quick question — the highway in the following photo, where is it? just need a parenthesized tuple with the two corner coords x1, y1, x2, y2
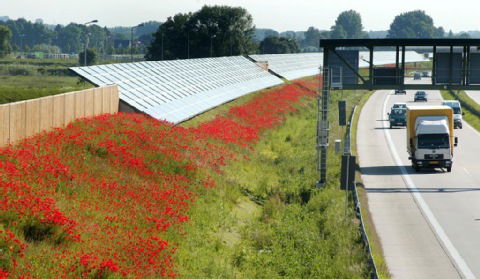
(358, 79, 480, 278)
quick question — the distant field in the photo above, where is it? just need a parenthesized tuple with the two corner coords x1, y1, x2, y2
(0, 57, 94, 104)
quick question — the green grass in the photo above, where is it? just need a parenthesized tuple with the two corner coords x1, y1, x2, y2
(0, 58, 94, 104)
(350, 91, 391, 279)
(176, 79, 374, 278)
(0, 75, 93, 104)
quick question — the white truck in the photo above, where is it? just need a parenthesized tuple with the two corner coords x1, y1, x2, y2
(407, 106, 458, 172)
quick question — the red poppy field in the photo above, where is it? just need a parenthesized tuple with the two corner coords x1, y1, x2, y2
(0, 80, 318, 278)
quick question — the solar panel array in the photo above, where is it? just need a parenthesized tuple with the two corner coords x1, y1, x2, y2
(249, 53, 323, 80)
(359, 51, 429, 67)
(250, 51, 428, 80)
(71, 56, 283, 124)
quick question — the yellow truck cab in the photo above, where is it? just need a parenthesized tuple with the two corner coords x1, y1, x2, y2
(406, 106, 458, 172)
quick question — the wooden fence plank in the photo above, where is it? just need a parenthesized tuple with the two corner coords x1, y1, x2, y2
(0, 105, 9, 146)
(85, 89, 94, 118)
(94, 87, 103, 116)
(53, 94, 65, 128)
(40, 97, 53, 132)
(64, 93, 75, 125)
(25, 100, 40, 138)
(102, 87, 111, 114)
(111, 86, 119, 113)
(75, 91, 86, 119)
(9, 102, 26, 143)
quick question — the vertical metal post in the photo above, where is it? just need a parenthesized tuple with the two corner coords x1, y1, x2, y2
(187, 32, 190, 59)
(466, 46, 470, 85)
(84, 37, 88, 66)
(463, 46, 468, 85)
(317, 49, 331, 188)
(395, 46, 399, 85)
(432, 46, 437, 85)
(449, 46, 453, 85)
(369, 47, 374, 89)
(130, 27, 134, 62)
(401, 46, 406, 85)
(161, 32, 164, 60)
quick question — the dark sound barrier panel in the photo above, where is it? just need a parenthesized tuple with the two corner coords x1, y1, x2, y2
(328, 50, 359, 85)
(469, 53, 480, 84)
(373, 68, 404, 85)
(435, 52, 463, 84)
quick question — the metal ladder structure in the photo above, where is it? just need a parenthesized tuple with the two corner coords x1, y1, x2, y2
(317, 67, 330, 187)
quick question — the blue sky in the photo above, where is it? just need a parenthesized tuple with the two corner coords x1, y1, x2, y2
(1, 0, 479, 32)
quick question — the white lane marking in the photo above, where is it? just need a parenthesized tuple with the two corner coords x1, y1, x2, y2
(383, 93, 475, 279)
(464, 168, 471, 176)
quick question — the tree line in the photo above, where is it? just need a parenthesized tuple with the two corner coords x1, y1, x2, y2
(0, 18, 161, 58)
(0, 8, 476, 60)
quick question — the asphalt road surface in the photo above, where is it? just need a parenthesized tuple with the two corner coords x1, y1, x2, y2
(358, 79, 480, 278)
(466, 91, 480, 106)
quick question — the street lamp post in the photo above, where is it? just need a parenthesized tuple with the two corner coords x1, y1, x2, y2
(161, 32, 164, 60)
(83, 20, 98, 66)
(210, 34, 216, 57)
(187, 32, 190, 59)
(131, 23, 145, 62)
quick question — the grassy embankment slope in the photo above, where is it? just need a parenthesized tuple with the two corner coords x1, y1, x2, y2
(0, 76, 374, 278)
(178, 78, 373, 278)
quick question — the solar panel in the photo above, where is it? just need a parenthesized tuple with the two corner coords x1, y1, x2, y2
(71, 56, 283, 124)
(250, 51, 429, 81)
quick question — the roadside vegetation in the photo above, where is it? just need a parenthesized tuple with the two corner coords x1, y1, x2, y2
(178, 78, 373, 278)
(0, 76, 376, 278)
(0, 57, 93, 104)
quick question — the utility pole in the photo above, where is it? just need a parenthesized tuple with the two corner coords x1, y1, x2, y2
(210, 34, 216, 57)
(161, 32, 164, 60)
(131, 23, 145, 62)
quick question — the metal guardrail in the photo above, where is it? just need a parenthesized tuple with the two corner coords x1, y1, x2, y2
(346, 105, 380, 279)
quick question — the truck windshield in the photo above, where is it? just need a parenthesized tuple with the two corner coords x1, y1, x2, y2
(452, 107, 461, 114)
(418, 134, 449, 149)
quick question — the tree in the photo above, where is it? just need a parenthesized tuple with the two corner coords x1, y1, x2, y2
(4, 18, 53, 51)
(388, 10, 443, 38)
(331, 10, 366, 39)
(0, 25, 12, 57)
(79, 48, 97, 66)
(259, 36, 299, 54)
(435, 27, 445, 38)
(146, 5, 257, 60)
(330, 25, 347, 39)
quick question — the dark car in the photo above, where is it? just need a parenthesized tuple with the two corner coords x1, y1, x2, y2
(388, 108, 406, 128)
(414, 72, 422, 80)
(395, 89, 406, 94)
(414, 91, 427, 102)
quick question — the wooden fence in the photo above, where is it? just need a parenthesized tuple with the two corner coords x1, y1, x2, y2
(0, 85, 119, 147)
